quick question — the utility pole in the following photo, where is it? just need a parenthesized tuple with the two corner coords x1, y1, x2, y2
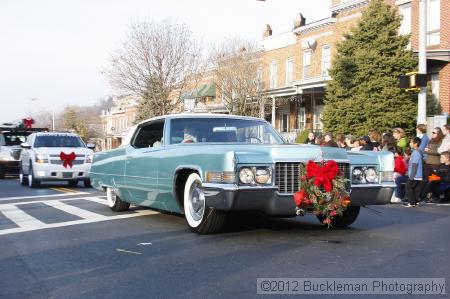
(417, 0, 427, 124)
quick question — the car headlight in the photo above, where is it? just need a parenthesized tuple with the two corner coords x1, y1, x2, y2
(35, 154, 49, 163)
(238, 166, 272, 185)
(365, 167, 378, 183)
(239, 167, 254, 184)
(352, 168, 365, 184)
(0, 152, 15, 161)
(86, 155, 93, 163)
(255, 168, 271, 184)
(352, 167, 379, 184)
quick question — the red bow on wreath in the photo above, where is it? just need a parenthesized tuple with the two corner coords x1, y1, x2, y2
(306, 160, 339, 192)
(23, 118, 34, 129)
(60, 152, 76, 168)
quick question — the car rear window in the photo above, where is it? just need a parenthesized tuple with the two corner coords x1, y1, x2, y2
(34, 135, 85, 148)
(1, 132, 30, 146)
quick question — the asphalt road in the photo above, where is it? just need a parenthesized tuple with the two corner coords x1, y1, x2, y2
(0, 177, 449, 299)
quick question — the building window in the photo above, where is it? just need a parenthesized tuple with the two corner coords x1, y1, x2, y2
(285, 58, 294, 85)
(270, 61, 277, 88)
(430, 73, 440, 101)
(399, 3, 411, 36)
(281, 113, 289, 133)
(313, 105, 324, 132)
(427, 0, 440, 45)
(303, 50, 312, 79)
(321, 46, 331, 77)
(298, 106, 306, 130)
(256, 67, 263, 92)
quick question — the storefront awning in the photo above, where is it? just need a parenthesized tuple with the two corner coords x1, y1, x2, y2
(183, 83, 216, 99)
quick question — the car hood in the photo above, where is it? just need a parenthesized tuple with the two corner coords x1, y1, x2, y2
(0, 145, 22, 160)
(212, 144, 348, 164)
(34, 147, 93, 156)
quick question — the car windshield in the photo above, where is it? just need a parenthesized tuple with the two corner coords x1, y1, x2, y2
(34, 135, 85, 148)
(1, 132, 30, 146)
(170, 118, 285, 145)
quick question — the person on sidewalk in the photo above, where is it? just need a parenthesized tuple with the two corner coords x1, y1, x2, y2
(438, 124, 450, 154)
(304, 131, 316, 145)
(404, 137, 424, 207)
(424, 127, 444, 177)
(422, 151, 450, 202)
(392, 147, 409, 203)
(393, 127, 408, 153)
(416, 124, 429, 155)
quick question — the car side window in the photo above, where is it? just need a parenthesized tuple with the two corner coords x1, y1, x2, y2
(131, 120, 165, 148)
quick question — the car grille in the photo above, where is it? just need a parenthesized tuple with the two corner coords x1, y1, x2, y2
(275, 162, 350, 194)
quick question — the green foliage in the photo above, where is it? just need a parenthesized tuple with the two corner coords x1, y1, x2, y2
(295, 130, 310, 144)
(323, 0, 418, 136)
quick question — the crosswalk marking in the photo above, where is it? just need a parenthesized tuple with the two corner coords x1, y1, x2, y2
(0, 192, 90, 202)
(0, 204, 46, 229)
(82, 196, 109, 206)
(0, 197, 160, 236)
(42, 200, 108, 220)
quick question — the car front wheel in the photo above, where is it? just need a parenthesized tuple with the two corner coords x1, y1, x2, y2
(106, 187, 130, 212)
(183, 173, 226, 234)
(317, 206, 360, 228)
(19, 165, 27, 186)
(28, 166, 41, 188)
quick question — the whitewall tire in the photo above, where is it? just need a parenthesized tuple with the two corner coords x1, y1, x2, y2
(183, 173, 226, 234)
(106, 187, 130, 212)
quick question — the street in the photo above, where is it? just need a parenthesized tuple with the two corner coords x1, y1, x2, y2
(0, 177, 449, 299)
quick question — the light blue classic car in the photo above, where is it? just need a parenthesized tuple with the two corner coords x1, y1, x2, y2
(90, 114, 396, 234)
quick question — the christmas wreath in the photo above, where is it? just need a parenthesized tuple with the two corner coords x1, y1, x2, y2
(293, 160, 351, 228)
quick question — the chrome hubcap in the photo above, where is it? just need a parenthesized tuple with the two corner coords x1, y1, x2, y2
(188, 182, 205, 221)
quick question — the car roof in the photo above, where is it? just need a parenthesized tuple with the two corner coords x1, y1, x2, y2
(135, 113, 267, 126)
(33, 132, 81, 137)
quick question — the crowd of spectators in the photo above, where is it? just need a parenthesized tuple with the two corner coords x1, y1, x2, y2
(303, 124, 450, 205)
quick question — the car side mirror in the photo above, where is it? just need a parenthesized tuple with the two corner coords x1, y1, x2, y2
(86, 143, 96, 150)
(21, 142, 31, 149)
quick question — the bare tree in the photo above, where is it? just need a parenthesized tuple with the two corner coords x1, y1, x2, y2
(105, 18, 204, 122)
(210, 37, 265, 117)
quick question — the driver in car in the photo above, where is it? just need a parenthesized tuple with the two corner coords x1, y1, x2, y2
(182, 126, 197, 143)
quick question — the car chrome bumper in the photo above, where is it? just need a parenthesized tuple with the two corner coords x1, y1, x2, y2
(32, 164, 91, 181)
(201, 181, 396, 215)
(349, 182, 396, 205)
(202, 183, 299, 217)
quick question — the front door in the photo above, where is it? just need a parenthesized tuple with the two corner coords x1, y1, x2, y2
(124, 119, 165, 207)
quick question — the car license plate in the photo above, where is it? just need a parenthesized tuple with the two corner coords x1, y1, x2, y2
(62, 172, 73, 178)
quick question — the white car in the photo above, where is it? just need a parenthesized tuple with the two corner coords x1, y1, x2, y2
(19, 132, 95, 188)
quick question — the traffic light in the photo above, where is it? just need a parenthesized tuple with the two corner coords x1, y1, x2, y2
(399, 72, 427, 92)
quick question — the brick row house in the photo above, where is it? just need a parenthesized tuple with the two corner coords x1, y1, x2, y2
(259, 0, 449, 141)
(100, 95, 138, 150)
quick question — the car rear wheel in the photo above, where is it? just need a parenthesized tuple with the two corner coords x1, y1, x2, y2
(106, 187, 130, 212)
(183, 173, 226, 234)
(28, 166, 41, 188)
(317, 206, 360, 228)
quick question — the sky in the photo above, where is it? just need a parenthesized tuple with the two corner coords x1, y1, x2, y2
(0, 0, 331, 123)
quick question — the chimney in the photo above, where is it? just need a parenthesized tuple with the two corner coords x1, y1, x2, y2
(263, 24, 272, 38)
(293, 13, 306, 29)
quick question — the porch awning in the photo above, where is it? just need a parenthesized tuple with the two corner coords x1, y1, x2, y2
(183, 83, 216, 99)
